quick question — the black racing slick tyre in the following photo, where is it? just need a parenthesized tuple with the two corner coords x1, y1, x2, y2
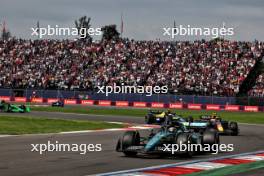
(175, 133, 193, 157)
(145, 115, 154, 124)
(229, 122, 239, 136)
(203, 129, 219, 153)
(7, 104, 12, 112)
(121, 131, 140, 156)
(203, 129, 219, 145)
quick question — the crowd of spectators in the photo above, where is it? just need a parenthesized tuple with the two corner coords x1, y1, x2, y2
(0, 38, 263, 96)
(147, 40, 263, 96)
(248, 73, 264, 97)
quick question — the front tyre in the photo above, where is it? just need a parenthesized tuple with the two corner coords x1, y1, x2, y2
(203, 129, 219, 144)
(145, 115, 154, 124)
(119, 131, 140, 156)
(229, 122, 239, 136)
(175, 133, 193, 157)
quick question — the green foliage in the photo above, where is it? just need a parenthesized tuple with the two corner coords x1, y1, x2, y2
(101, 25, 120, 41)
(1, 29, 11, 40)
(75, 16, 92, 42)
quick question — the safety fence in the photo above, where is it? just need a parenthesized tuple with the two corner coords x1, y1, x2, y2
(1, 88, 264, 106)
(0, 96, 263, 112)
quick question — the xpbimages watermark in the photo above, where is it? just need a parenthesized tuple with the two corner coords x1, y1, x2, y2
(97, 83, 168, 96)
(159, 142, 234, 155)
(31, 25, 102, 38)
(31, 141, 102, 155)
(163, 23, 234, 39)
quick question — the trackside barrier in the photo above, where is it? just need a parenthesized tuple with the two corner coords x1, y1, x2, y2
(151, 102, 164, 108)
(115, 101, 129, 107)
(47, 98, 59, 103)
(14, 97, 26, 102)
(188, 104, 202, 110)
(81, 100, 94, 105)
(206, 104, 221, 111)
(0, 96, 10, 101)
(1, 96, 263, 112)
(98, 100, 111, 106)
(169, 103, 183, 109)
(244, 106, 259, 112)
(225, 105, 240, 111)
(133, 102, 147, 107)
(64, 99, 77, 105)
(31, 98, 43, 103)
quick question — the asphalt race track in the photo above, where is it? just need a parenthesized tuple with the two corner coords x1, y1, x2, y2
(0, 111, 264, 176)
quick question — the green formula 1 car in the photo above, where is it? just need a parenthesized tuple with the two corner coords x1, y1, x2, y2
(0, 101, 30, 113)
(117, 114, 220, 157)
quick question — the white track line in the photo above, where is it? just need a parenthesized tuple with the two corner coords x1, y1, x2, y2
(95, 150, 264, 176)
(0, 124, 158, 138)
(0, 135, 13, 138)
(181, 162, 231, 170)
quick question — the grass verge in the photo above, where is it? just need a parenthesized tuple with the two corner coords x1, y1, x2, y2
(0, 116, 123, 135)
(30, 106, 264, 124)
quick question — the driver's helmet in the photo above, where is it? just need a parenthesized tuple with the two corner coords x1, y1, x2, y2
(166, 109, 172, 115)
(168, 121, 180, 133)
(170, 121, 186, 131)
(166, 114, 174, 122)
(212, 112, 217, 119)
(168, 126, 177, 133)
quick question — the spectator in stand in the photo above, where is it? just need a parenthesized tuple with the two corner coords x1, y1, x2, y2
(248, 74, 264, 97)
(0, 38, 263, 96)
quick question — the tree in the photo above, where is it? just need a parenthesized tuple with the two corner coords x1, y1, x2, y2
(1, 22, 11, 40)
(101, 25, 119, 41)
(75, 16, 92, 42)
(1, 30, 11, 40)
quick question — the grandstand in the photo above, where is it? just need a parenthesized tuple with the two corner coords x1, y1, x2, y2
(249, 74, 264, 97)
(0, 38, 263, 97)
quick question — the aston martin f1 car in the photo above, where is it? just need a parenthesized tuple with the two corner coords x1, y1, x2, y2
(116, 116, 219, 157)
(0, 101, 30, 113)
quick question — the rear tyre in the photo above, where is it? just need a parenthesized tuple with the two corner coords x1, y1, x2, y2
(145, 115, 154, 124)
(203, 129, 219, 152)
(229, 122, 239, 136)
(120, 131, 140, 156)
(7, 104, 12, 112)
(175, 133, 193, 157)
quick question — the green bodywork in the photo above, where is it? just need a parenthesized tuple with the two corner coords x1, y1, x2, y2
(0, 102, 30, 113)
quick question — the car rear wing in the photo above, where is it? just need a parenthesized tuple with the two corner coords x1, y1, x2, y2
(181, 122, 208, 129)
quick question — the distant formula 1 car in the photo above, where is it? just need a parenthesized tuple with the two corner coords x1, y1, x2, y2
(195, 113, 239, 136)
(145, 110, 167, 124)
(116, 115, 219, 157)
(174, 113, 239, 136)
(145, 110, 190, 125)
(0, 100, 30, 113)
(51, 100, 64, 107)
(145, 110, 239, 136)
